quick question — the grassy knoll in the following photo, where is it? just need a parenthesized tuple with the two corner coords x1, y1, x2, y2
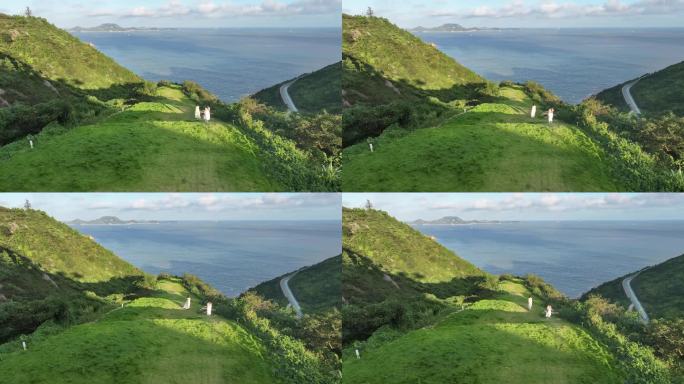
(343, 279, 625, 384)
(0, 86, 281, 191)
(342, 86, 621, 191)
(0, 279, 278, 384)
(251, 255, 341, 314)
(254, 63, 341, 114)
(595, 61, 684, 116)
(585, 253, 684, 320)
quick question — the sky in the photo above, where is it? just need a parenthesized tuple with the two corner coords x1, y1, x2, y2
(0, 193, 341, 221)
(343, 193, 684, 221)
(343, 0, 684, 28)
(1, 0, 341, 28)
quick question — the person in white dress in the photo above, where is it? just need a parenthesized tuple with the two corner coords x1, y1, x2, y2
(548, 108, 554, 124)
(528, 297, 533, 311)
(530, 105, 537, 118)
(203, 107, 211, 123)
(194, 106, 201, 120)
(545, 305, 553, 318)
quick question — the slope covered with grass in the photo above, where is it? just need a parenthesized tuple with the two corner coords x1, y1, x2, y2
(595, 61, 684, 116)
(344, 279, 626, 384)
(0, 86, 282, 191)
(0, 278, 278, 384)
(343, 86, 622, 191)
(253, 63, 341, 114)
(585, 253, 684, 320)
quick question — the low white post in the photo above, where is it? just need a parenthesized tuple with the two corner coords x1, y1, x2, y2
(29, 140, 34, 149)
(530, 105, 536, 118)
(355, 349, 360, 359)
(195, 106, 201, 120)
(183, 297, 191, 310)
(369, 143, 374, 152)
(22, 341, 27, 351)
(206, 302, 212, 316)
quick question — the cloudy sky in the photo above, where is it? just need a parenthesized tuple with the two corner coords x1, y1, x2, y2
(344, 0, 684, 28)
(343, 193, 684, 221)
(2, 0, 341, 28)
(0, 193, 341, 221)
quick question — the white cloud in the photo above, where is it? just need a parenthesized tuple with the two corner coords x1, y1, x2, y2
(430, 0, 684, 19)
(121, 193, 339, 212)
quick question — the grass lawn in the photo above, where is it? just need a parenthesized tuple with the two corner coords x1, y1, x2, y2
(0, 279, 277, 384)
(343, 280, 625, 384)
(0, 87, 281, 191)
(342, 86, 621, 192)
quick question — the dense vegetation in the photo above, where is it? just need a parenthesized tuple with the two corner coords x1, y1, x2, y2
(251, 255, 342, 313)
(254, 62, 342, 114)
(342, 14, 495, 146)
(596, 61, 684, 116)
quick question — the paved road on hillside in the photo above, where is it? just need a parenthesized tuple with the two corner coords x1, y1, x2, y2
(280, 78, 299, 113)
(280, 271, 303, 318)
(622, 270, 650, 323)
(622, 77, 643, 115)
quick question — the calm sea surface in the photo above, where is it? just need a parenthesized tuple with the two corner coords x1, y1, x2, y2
(70, 221, 341, 297)
(417, 28, 684, 103)
(412, 221, 684, 297)
(72, 28, 341, 102)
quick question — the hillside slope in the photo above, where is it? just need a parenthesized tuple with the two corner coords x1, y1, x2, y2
(584, 253, 684, 319)
(250, 255, 341, 313)
(595, 61, 684, 116)
(344, 279, 625, 384)
(253, 62, 341, 114)
(0, 279, 278, 384)
(343, 86, 621, 191)
(0, 87, 282, 191)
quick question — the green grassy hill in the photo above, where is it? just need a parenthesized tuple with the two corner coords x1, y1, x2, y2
(0, 86, 283, 191)
(595, 61, 684, 116)
(250, 255, 341, 313)
(584, 253, 684, 319)
(0, 278, 278, 384)
(343, 86, 622, 191)
(253, 62, 341, 114)
(343, 279, 626, 384)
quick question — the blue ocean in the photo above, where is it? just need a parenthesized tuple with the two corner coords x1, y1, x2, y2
(412, 220, 684, 297)
(70, 220, 341, 297)
(72, 28, 341, 102)
(417, 28, 684, 103)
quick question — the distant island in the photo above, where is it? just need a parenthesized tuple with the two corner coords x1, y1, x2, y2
(70, 24, 177, 32)
(409, 216, 515, 225)
(68, 216, 160, 225)
(411, 23, 517, 33)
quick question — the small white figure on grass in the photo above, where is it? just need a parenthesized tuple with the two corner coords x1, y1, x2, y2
(547, 108, 554, 124)
(183, 297, 191, 310)
(369, 143, 374, 152)
(530, 105, 537, 118)
(22, 341, 27, 351)
(545, 305, 553, 319)
(528, 296, 533, 311)
(195, 106, 201, 120)
(121, 303, 124, 308)
(355, 349, 360, 359)
(206, 301, 213, 316)
(203, 107, 211, 123)
(29, 139, 34, 149)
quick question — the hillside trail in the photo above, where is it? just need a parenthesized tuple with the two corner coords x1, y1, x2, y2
(0, 278, 278, 384)
(622, 269, 650, 323)
(344, 279, 623, 383)
(621, 77, 643, 115)
(279, 77, 299, 113)
(280, 270, 303, 318)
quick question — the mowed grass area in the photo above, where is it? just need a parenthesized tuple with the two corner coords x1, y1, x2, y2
(343, 280, 625, 384)
(0, 279, 277, 384)
(343, 86, 621, 192)
(0, 86, 281, 191)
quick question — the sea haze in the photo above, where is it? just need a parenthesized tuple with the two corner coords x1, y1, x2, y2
(412, 220, 684, 297)
(70, 220, 341, 297)
(417, 28, 684, 103)
(72, 28, 341, 102)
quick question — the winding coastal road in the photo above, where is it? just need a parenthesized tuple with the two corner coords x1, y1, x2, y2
(280, 271, 303, 318)
(279, 78, 299, 113)
(621, 77, 643, 115)
(622, 270, 650, 323)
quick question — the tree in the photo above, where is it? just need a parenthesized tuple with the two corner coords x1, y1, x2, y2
(364, 200, 373, 210)
(24, 200, 31, 210)
(366, 7, 374, 17)
(24, 7, 32, 17)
